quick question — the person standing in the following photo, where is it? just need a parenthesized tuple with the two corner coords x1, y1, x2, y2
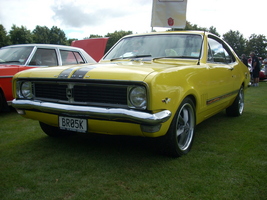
(250, 52, 260, 86)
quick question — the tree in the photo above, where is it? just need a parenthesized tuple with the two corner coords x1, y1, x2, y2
(172, 21, 204, 32)
(223, 30, 246, 56)
(9, 25, 33, 44)
(83, 35, 103, 40)
(89, 34, 103, 38)
(0, 24, 10, 47)
(184, 21, 206, 31)
(66, 38, 77, 46)
(32, 25, 50, 43)
(172, 21, 220, 37)
(2, 22, 267, 59)
(49, 26, 67, 45)
(208, 26, 220, 37)
(104, 30, 133, 52)
(245, 34, 267, 58)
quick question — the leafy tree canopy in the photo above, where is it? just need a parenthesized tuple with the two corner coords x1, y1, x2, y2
(0, 24, 10, 47)
(223, 30, 246, 57)
(9, 25, 33, 44)
(32, 25, 50, 44)
(0, 22, 266, 57)
(104, 30, 133, 52)
(245, 34, 267, 58)
(90, 34, 103, 38)
(49, 26, 67, 45)
(172, 21, 220, 37)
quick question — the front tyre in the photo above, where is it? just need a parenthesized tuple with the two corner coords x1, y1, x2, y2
(226, 86, 244, 117)
(162, 97, 196, 157)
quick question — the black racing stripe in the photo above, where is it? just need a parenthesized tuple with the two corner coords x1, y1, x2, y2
(58, 67, 81, 79)
(70, 66, 98, 79)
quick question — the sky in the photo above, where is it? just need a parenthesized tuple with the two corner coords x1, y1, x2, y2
(0, 0, 265, 40)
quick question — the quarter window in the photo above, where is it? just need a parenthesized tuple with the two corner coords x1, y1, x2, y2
(60, 50, 85, 65)
(208, 37, 234, 63)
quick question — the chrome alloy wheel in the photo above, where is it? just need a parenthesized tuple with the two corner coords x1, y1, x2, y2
(176, 102, 195, 151)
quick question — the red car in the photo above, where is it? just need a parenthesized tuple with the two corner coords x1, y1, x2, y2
(0, 44, 97, 112)
(247, 57, 266, 80)
(259, 67, 267, 80)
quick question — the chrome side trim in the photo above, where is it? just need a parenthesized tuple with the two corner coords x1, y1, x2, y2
(12, 99, 171, 125)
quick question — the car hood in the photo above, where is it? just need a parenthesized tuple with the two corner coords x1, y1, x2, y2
(14, 60, 198, 81)
(0, 64, 22, 76)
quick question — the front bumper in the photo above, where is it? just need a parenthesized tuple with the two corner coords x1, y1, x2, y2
(12, 99, 171, 126)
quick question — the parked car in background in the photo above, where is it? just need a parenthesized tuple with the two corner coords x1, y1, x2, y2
(0, 44, 96, 112)
(12, 31, 250, 157)
(248, 57, 266, 80)
(259, 67, 267, 80)
(71, 37, 109, 62)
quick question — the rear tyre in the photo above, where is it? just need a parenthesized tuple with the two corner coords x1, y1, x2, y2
(161, 97, 196, 157)
(39, 122, 71, 137)
(226, 86, 244, 117)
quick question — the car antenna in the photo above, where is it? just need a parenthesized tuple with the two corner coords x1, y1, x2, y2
(197, 31, 205, 65)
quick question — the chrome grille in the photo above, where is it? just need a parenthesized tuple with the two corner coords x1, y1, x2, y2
(35, 84, 67, 101)
(33, 82, 128, 106)
(73, 85, 127, 104)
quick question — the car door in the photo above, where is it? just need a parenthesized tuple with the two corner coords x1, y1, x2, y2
(206, 36, 236, 108)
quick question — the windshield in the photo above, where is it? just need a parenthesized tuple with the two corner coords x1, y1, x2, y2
(103, 34, 203, 61)
(0, 46, 34, 65)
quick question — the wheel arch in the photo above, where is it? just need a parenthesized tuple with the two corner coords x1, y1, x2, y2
(179, 88, 198, 111)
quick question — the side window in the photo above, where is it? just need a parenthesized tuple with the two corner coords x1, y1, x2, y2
(208, 37, 235, 64)
(208, 38, 225, 63)
(207, 44, 213, 62)
(29, 48, 58, 66)
(224, 48, 234, 63)
(74, 52, 85, 64)
(60, 50, 85, 65)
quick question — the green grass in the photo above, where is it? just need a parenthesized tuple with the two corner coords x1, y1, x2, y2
(1, 82, 267, 200)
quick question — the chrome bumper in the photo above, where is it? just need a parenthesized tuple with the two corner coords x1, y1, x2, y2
(12, 99, 171, 125)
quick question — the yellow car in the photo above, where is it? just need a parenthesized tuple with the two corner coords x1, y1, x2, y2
(12, 31, 250, 157)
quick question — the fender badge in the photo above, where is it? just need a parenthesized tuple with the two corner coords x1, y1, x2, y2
(162, 98, 171, 104)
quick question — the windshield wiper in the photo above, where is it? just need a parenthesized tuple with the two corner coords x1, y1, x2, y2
(153, 56, 198, 61)
(110, 54, 152, 61)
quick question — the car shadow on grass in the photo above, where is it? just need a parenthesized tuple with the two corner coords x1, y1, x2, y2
(29, 130, 169, 160)
(18, 110, 241, 161)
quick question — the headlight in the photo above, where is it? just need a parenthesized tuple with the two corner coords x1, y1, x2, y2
(129, 86, 147, 109)
(20, 81, 33, 99)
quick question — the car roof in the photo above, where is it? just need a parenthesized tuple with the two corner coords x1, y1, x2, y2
(2, 44, 84, 51)
(123, 30, 207, 37)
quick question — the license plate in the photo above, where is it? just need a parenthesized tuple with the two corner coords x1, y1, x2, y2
(59, 116, 87, 133)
